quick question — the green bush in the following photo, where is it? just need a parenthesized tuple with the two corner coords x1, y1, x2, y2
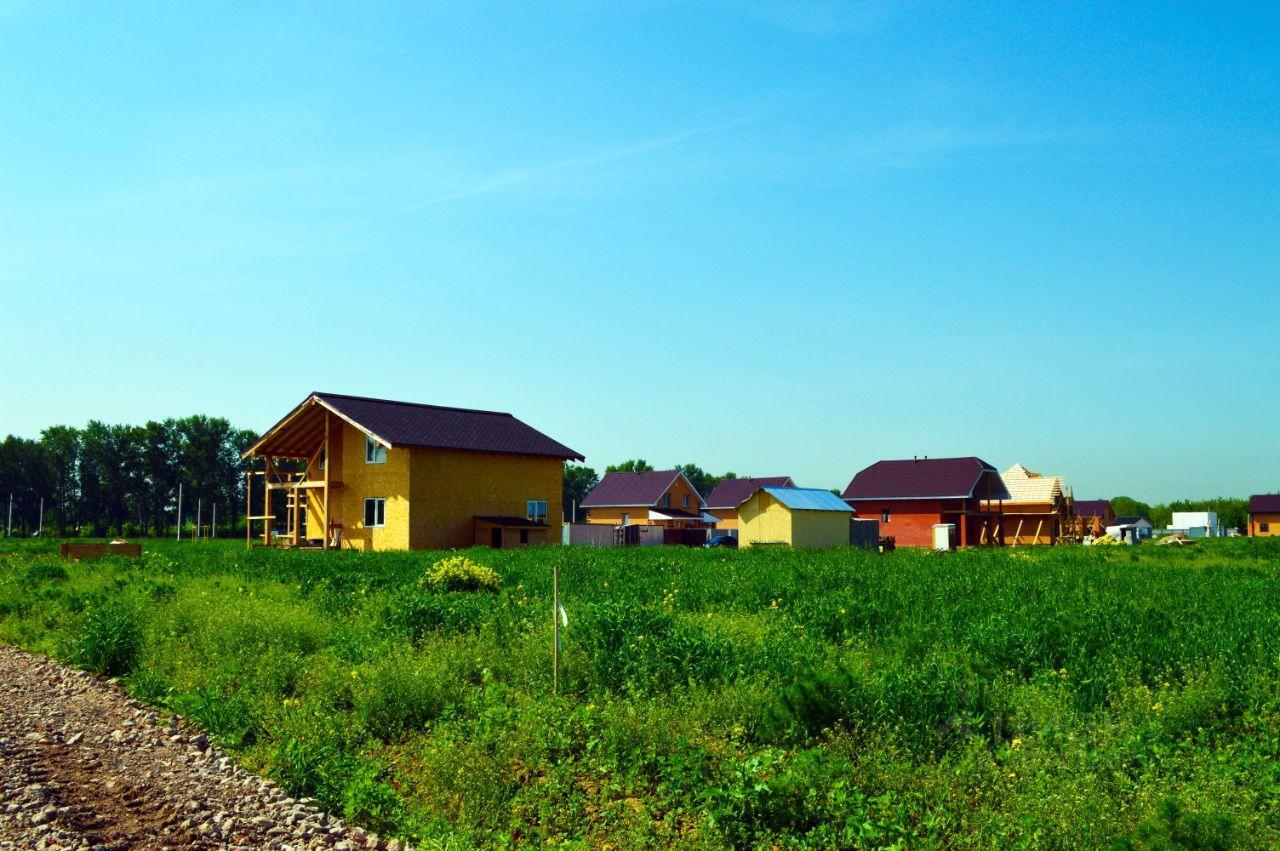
(73, 599, 142, 676)
(424, 555, 501, 593)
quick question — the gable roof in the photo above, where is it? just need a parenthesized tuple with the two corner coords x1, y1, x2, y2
(1112, 516, 1151, 526)
(754, 486, 852, 513)
(245, 392, 583, 461)
(580, 470, 702, 508)
(1074, 499, 1112, 518)
(1249, 494, 1280, 514)
(842, 457, 1010, 501)
(1000, 464, 1064, 505)
(704, 476, 794, 509)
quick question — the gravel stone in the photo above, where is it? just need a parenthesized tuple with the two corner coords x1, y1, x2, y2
(0, 644, 413, 850)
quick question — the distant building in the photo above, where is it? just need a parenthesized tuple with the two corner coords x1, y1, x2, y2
(842, 457, 1010, 548)
(1249, 495, 1280, 537)
(1170, 511, 1221, 537)
(703, 476, 794, 531)
(737, 486, 853, 549)
(580, 470, 717, 529)
(1073, 500, 1115, 537)
(1106, 516, 1154, 542)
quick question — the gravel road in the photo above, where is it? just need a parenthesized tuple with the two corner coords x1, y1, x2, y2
(0, 645, 410, 851)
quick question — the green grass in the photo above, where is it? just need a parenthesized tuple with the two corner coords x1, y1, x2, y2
(3, 538, 1280, 848)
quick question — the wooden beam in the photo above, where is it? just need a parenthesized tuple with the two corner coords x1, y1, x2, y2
(322, 411, 331, 550)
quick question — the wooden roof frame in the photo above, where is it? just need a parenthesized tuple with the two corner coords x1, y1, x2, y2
(243, 394, 390, 460)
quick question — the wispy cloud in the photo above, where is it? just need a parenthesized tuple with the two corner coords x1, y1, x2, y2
(845, 123, 1100, 169)
(396, 115, 762, 214)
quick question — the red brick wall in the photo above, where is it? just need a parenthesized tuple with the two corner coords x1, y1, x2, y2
(850, 498, 996, 547)
(850, 499, 944, 547)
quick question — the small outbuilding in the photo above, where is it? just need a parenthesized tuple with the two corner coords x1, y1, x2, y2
(703, 476, 794, 530)
(737, 486, 853, 549)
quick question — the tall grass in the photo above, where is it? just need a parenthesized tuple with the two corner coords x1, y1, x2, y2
(2, 538, 1280, 848)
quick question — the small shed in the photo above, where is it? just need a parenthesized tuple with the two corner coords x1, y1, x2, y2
(737, 486, 852, 549)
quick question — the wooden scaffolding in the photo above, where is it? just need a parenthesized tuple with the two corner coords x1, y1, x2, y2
(243, 401, 342, 549)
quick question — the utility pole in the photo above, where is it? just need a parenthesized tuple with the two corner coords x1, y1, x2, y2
(552, 562, 560, 695)
(176, 483, 183, 541)
(37, 498, 43, 537)
(196, 499, 202, 542)
(5, 494, 11, 537)
(212, 504, 217, 539)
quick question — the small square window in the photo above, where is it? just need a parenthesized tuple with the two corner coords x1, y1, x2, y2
(526, 500, 548, 524)
(683, 494, 690, 508)
(365, 436, 387, 464)
(1263, 523, 1271, 533)
(881, 510, 891, 524)
(364, 497, 386, 527)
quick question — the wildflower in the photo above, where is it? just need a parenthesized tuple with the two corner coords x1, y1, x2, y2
(1011, 738, 1022, 749)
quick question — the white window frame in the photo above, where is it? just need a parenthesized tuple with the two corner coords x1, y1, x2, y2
(621, 512, 630, 526)
(526, 499, 548, 524)
(365, 436, 387, 464)
(364, 497, 386, 528)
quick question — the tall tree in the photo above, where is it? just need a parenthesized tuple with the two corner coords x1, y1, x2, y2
(39, 426, 79, 534)
(605, 459, 654, 473)
(562, 464, 599, 522)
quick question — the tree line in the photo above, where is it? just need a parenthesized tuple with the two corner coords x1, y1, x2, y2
(0, 418, 256, 537)
(1110, 495, 1250, 531)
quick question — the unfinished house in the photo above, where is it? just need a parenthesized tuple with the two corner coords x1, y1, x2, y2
(242, 392, 582, 551)
(994, 464, 1069, 545)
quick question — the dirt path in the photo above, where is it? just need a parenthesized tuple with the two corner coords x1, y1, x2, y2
(0, 646, 408, 851)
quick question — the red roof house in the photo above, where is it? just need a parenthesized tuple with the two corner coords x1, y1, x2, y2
(1249, 494, 1280, 537)
(580, 470, 714, 529)
(703, 476, 794, 530)
(842, 457, 1011, 548)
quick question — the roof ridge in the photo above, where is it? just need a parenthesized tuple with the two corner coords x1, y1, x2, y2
(314, 391, 513, 418)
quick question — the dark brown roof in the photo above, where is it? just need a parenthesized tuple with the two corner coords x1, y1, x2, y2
(473, 516, 549, 528)
(1074, 499, 1113, 518)
(581, 470, 697, 507)
(1250, 494, 1280, 514)
(842, 457, 1010, 501)
(249, 392, 582, 461)
(704, 476, 794, 509)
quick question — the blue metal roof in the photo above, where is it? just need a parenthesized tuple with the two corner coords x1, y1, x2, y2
(759, 486, 852, 512)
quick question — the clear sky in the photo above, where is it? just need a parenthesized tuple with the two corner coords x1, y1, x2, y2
(2, 2, 1277, 502)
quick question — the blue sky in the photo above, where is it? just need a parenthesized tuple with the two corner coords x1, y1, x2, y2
(1, 1, 1277, 502)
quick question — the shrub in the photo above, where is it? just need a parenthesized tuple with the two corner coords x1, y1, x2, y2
(423, 555, 501, 593)
(352, 652, 450, 742)
(24, 560, 68, 583)
(172, 684, 261, 747)
(74, 599, 142, 677)
(390, 590, 492, 639)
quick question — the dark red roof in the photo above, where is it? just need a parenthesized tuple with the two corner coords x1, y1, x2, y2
(1250, 494, 1280, 514)
(581, 470, 693, 507)
(1074, 499, 1113, 518)
(314, 392, 582, 460)
(842, 457, 1009, 501)
(704, 476, 794, 509)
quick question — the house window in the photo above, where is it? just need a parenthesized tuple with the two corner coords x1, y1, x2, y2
(317, 450, 326, 472)
(365, 436, 387, 464)
(527, 500, 548, 524)
(881, 509, 891, 524)
(364, 498, 386, 528)
(621, 513, 629, 526)
(683, 494, 691, 509)
(1263, 523, 1271, 533)
(662, 494, 671, 508)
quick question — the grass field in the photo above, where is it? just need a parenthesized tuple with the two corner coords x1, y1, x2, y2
(3, 539, 1280, 849)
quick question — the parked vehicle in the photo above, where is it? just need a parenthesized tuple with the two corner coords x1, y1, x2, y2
(705, 534, 738, 548)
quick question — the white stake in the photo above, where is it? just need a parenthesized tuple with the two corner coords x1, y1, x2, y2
(212, 503, 217, 539)
(552, 561, 560, 694)
(196, 499, 202, 542)
(37, 497, 43, 537)
(176, 483, 183, 541)
(6, 494, 11, 537)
